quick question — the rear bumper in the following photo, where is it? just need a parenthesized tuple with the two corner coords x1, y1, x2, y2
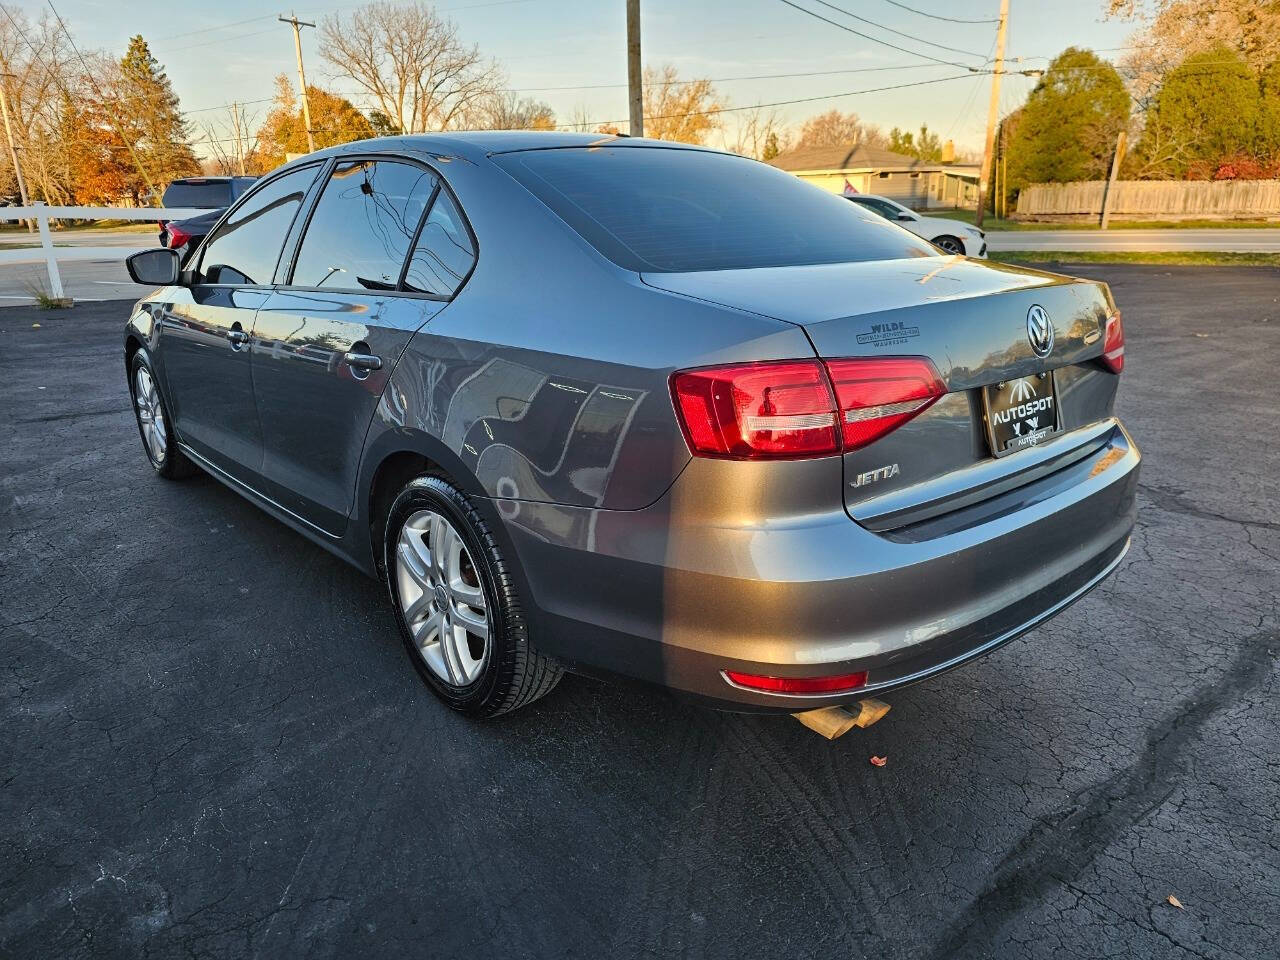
(500, 421, 1139, 712)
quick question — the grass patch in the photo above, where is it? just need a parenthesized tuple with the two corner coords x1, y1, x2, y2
(992, 251, 1280, 267)
(922, 210, 1280, 231)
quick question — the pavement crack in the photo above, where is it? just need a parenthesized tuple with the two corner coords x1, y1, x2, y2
(1139, 482, 1279, 531)
(923, 626, 1278, 960)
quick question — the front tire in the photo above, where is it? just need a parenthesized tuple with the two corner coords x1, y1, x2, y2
(385, 475, 562, 718)
(933, 234, 965, 255)
(129, 350, 196, 480)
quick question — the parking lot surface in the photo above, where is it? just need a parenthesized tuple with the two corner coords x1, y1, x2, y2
(2, 266, 1277, 959)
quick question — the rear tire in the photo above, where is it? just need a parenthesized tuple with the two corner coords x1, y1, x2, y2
(129, 350, 196, 480)
(384, 475, 562, 718)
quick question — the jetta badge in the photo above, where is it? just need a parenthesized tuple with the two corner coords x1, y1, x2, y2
(1027, 305, 1054, 358)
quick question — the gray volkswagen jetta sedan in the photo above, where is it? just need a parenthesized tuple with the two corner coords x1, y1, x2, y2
(123, 132, 1138, 718)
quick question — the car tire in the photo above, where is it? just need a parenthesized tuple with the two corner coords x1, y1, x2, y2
(384, 475, 562, 718)
(933, 235, 965, 255)
(129, 349, 197, 480)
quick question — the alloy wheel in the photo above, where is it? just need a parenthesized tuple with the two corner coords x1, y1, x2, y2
(134, 366, 167, 465)
(936, 237, 963, 255)
(395, 509, 491, 686)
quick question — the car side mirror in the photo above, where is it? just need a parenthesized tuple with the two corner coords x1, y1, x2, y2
(126, 248, 180, 286)
(897, 212, 915, 222)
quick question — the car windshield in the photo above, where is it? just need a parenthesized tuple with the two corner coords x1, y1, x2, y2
(493, 146, 937, 273)
(162, 180, 232, 208)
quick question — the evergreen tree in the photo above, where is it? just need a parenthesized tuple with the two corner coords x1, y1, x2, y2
(1005, 48, 1130, 190)
(117, 35, 199, 198)
(1134, 46, 1260, 178)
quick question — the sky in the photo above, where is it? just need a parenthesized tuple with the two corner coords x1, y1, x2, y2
(42, 0, 1139, 157)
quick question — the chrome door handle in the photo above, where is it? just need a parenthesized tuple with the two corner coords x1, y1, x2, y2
(344, 352, 382, 371)
(226, 329, 250, 347)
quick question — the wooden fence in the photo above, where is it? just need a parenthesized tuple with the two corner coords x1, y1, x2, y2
(1016, 179, 1280, 219)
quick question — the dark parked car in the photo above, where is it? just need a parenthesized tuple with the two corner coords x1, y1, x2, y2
(157, 175, 256, 246)
(124, 133, 1137, 719)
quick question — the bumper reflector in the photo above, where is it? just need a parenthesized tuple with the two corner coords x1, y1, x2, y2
(724, 669, 869, 694)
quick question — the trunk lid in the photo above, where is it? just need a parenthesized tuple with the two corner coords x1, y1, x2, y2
(643, 257, 1120, 529)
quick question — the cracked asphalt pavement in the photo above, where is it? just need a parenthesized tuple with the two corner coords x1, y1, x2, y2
(2, 265, 1277, 959)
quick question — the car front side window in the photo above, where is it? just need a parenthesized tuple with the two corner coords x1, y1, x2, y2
(195, 165, 320, 286)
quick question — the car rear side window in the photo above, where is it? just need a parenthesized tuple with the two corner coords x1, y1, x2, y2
(291, 159, 437, 291)
(493, 146, 937, 273)
(162, 180, 232, 208)
(195, 166, 319, 286)
(403, 191, 475, 297)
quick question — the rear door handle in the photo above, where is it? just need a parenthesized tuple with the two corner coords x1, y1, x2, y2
(344, 352, 382, 371)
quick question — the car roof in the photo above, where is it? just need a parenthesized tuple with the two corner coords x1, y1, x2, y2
(287, 131, 716, 166)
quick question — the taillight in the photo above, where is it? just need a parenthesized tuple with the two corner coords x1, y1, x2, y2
(165, 224, 192, 249)
(1101, 310, 1124, 374)
(670, 356, 945, 459)
(671, 360, 839, 459)
(724, 669, 869, 694)
(825, 356, 945, 451)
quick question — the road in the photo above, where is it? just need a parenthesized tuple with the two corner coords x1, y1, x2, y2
(986, 228, 1280, 252)
(2, 266, 1278, 959)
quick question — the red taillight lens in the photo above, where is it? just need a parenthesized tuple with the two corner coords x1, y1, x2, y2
(671, 360, 839, 459)
(725, 669, 869, 694)
(824, 356, 945, 451)
(1101, 310, 1124, 374)
(165, 224, 191, 249)
(671, 356, 946, 459)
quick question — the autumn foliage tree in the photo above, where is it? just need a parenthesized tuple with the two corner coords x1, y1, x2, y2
(641, 65, 722, 144)
(252, 75, 375, 169)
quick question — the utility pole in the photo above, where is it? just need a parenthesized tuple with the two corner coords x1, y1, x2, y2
(231, 101, 246, 176)
(279, 13, 317, 153)
(626, 0, 643, 137)
(0, 72, 32, 232)
(1099, 129, 1126, 230)
(974, 0, 1008, 229)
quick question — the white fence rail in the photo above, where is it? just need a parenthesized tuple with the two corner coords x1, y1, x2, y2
(0, 203, 207, 300)
(1017, 179, 1280, 219)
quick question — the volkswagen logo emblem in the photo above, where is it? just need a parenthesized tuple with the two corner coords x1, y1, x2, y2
(1027, 305, 1054, 358)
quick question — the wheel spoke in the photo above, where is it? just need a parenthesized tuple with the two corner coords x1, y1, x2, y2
(402, 589, 433, 625)
(397, 536, 432, 590)
(448, 577, 483, 609)
(412, 607, 444, 646)
(451, 601, 488, 641)
(437, 621, 465, 684)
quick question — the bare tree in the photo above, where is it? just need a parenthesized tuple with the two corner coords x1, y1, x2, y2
(724, 104, 788, 160)
(794, 109, 884, 151)
(0, 6, 76, 203)
(467, 90, 555, 130)
(318, 1, 504, 133)
(566, 103, 595, 133)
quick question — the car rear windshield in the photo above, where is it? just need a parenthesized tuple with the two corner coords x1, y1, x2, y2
(492, 146, 938, 273)
(161, 180, 232, 208)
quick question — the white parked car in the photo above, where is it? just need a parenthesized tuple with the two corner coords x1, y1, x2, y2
(844, 193, 986, 258)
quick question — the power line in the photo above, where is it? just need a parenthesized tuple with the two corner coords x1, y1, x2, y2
(504, 62, 951, 94)
(877, 0, 999, 24)
(150, 14, 277, 43)
(561, 73, 976, 130)
(807, 0, 988, 59)
(158, 26, 280, 54)
(184, 96, 277, 117)
(776, 0, 979, 70)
